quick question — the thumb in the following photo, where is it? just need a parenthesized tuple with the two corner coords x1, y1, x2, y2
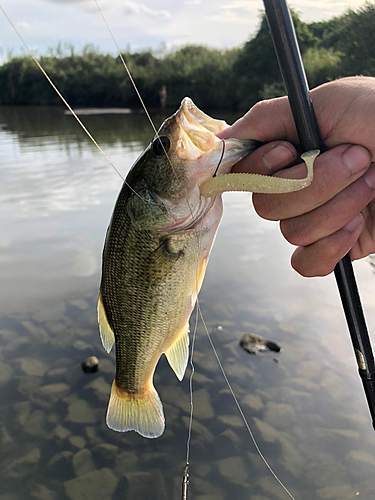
(219, 96, 299, 144)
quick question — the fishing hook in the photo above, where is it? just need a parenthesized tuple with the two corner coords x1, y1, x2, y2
(212, 139, 226, 178)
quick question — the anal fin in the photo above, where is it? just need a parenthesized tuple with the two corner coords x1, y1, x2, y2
(97, 290, 115, 353)
(165, 322, 189, 381)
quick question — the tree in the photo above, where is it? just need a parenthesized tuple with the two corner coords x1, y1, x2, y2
(233, 9, 317, 109)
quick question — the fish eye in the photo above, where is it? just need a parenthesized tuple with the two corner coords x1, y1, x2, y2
(152, 135, 171, 156)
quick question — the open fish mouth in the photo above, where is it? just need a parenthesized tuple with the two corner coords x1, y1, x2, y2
(174, 97, 258, 180)
(177, 97, 228, 152)
(152, 98, 258, 233)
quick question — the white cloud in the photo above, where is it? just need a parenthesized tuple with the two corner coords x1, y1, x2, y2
(122, 2, 172, 19)
(209, 11, 254, 24)
(221, 0, 259, 10)
(15, 21, 31, 30)
(44, 0, 87, 3)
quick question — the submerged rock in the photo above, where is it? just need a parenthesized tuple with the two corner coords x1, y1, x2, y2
(30, 482, 58, 500)
(72, 449, 96, 476)
(92, 443, 118, 462)
(84, 376, 110, 401)
(193, 388, 214, 419)
(65, 468, 119, 500)
(24, 410, 48, 438)
(6, 448, 41, 478)
(239, 333, 281, 355)
(47, 451, 74, 480)
(0, 421, 13, 449)
(96, 358, 114, 374)
(123, 470, 167, 500)
(69, 435, 86, 449)
(14, 401, 32, 426)
(52, 424, 71, 440)
(0, 362, 13, 386)
(81, 356, 99, 373)
(32, 382, 70, 408)
(66, 399, 99, 424)
(16, 357, 48, 377)
(217, 456, 249, 486)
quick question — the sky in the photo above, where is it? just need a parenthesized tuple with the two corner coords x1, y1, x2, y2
(0, 0, 369, 59)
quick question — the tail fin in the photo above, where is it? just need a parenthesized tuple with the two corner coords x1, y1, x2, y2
(106, 380, 165, 438)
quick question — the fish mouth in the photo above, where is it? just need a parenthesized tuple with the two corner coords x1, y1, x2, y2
(177, 97, 228, 150)
(175, 97, 228, 159)
(155, 98, 257, 233)
(175, 98, 256, 179)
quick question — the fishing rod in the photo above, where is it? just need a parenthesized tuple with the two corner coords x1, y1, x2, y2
(262, 0, 375, 428)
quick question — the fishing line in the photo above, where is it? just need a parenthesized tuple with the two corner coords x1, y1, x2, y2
(185, 304, 198, 465)
(0, 3, 152, 203)
(94, 0, 160, 141)
(181, 303, 199, 500)
(197, 302, 297, 500)
(93, 0, 185, 193)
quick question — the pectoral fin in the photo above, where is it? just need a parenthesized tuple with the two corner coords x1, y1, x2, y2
(141, 238, 182, 284)
(97, 291, 115, 353)
(165, 322, 190, 381)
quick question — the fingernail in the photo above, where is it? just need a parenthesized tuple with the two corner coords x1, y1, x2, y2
(364, 165, 375, 189)
(217, 126, 233, 139)
(263, 144, 294, 170)
(344, 213, 363, 233)
(343, 145, 370, 175)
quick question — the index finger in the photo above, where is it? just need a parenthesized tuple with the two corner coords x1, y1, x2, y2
(218, 96, 299, 144)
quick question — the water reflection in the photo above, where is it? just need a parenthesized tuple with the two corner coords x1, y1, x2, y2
(1, 105, 375, 500)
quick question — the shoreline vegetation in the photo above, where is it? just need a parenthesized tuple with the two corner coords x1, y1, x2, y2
(0, 3, 374, 111)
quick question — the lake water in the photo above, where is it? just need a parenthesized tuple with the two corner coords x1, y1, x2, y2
(1, 104, 375, 500)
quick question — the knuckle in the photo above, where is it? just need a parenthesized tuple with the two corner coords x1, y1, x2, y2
(253, 194, 281, 221)
(280, 217, 310, 246)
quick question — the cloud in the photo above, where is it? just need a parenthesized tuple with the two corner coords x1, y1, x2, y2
(209, 10, 254, 25)
(122, 2, 172, 19)
(43, 0, 87, 3)
(15, 21, 31, 31)
(221, 0, 259, 11)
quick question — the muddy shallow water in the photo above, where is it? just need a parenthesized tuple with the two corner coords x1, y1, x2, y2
(1, 105, 375, 500)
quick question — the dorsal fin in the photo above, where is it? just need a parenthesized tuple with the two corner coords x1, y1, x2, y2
(97, 290, 115, 353)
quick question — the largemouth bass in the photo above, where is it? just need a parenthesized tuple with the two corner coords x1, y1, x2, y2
(98, 98, 318, 439)
(97, 98, 257, 438)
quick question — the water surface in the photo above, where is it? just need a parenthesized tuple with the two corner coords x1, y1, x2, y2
(1, 105, 375, 500)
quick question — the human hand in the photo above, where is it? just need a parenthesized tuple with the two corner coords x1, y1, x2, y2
(219, 77, 375, 277)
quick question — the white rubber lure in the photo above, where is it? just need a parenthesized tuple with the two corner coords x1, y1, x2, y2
(200, 149, 320, 198)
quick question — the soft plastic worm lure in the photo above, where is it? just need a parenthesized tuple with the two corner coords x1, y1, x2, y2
(201, 149, 320, 198)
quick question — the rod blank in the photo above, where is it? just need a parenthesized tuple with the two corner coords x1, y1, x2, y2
(263, 0, 375, 428)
